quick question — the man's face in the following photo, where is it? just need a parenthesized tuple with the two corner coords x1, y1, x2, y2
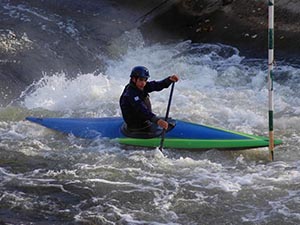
(133, 77, 147, 90)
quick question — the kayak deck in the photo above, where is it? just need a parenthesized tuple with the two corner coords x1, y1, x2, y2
(26, 117, 282, 150)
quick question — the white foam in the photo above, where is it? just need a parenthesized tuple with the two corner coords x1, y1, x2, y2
(23, 72, 123, 116)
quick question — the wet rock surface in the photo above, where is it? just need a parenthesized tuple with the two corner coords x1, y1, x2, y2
(147, 0, 300, 59)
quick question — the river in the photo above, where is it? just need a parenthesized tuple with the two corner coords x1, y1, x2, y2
(1, 1, 300, 225)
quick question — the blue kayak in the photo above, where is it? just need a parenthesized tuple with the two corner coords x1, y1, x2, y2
(26, 117, 282, 150)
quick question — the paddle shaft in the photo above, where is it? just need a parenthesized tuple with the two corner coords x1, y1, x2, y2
(159, 82, 175, 150)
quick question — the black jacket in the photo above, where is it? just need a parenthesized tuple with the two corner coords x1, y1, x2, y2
(119, 77, 173, 129)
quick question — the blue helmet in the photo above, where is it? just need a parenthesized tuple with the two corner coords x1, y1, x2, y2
(130, 66, 150, 79)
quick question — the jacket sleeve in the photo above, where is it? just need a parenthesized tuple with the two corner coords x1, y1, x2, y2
(144, 77, 173, 93)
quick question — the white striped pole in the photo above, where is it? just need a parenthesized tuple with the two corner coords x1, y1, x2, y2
(268, 0, 275, 161)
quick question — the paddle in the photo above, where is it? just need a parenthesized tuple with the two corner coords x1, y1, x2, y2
(159, 82, 175, 151)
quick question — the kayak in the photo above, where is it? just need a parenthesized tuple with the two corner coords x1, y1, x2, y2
(26, 116, 282, 150)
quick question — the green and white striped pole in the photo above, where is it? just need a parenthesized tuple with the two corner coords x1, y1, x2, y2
(268, 0, 275, 161)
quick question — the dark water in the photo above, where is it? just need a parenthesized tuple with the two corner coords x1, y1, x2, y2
(1, 1, 300, 225)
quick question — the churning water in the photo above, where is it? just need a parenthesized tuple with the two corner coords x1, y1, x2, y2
(1, 1, 300, 225)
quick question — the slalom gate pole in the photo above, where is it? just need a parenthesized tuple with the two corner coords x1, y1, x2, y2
(268, 0, 275, 161)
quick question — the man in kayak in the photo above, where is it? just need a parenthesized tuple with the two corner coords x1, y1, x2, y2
(120, 66, 179, 134)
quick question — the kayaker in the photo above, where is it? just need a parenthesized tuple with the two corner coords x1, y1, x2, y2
(119, 66, 179, 134)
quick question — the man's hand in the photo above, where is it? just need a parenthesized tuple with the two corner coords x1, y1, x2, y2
(169, 74, 179, 82)
(157, 119, 168, 130)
